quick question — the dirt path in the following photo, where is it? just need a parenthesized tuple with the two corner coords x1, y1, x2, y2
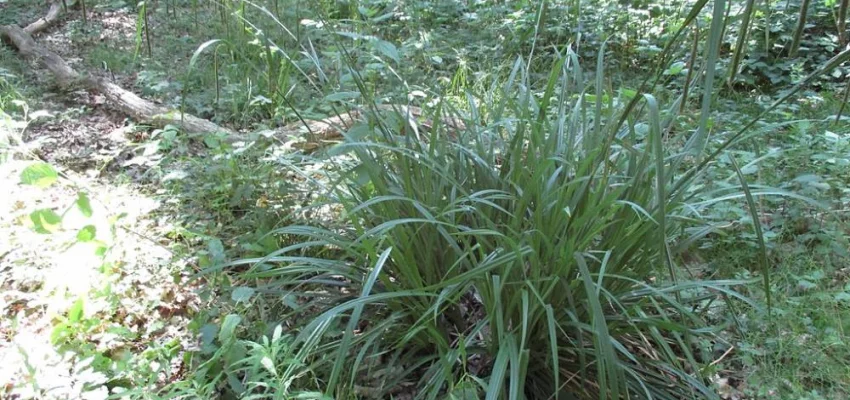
(0, 160, 200, 398)
(1, 6, 202, 399)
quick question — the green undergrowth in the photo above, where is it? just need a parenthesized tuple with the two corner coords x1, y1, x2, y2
(713, 243, 850, 399)
(693, 96, 850, 399)
(0, 0, 44, 27)
(3, 0, 850, 398)
(1, 114, 199, 398)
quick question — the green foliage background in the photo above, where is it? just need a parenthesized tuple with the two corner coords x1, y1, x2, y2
(2, 0, 850, 399)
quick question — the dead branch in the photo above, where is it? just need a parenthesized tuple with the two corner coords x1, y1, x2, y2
(24, 1, 65, 35)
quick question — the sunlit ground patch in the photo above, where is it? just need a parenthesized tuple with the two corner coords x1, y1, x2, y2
(0, 160, 198, 399)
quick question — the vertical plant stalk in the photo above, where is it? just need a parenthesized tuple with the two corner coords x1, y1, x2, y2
(646, 95, 676, 284)
(573, 0, 581, 48)
(214, 47, 220, 106)
(349, 0, 358, 19)
(728, 0, 757, 84)
(593, 41, 606, 143)
(835, 76, 850, 124)
(838, 0, 849, 47)
(240, 0, 246, 33)
(295, 0, 301, 41)
(191, 0, 198, 31)
(681, 23, 700, 114)
(219, 1, 230, 39)
(728, 155, 771, 310)
(764, 0, 771, 55)
(717, 0, 733, 50)
(80, 0, 87, 24)
(264, 37, 279, 102)
(144, 2, 153, 57)
(686, 0, 726, 157)
(524, 0, 548, 77)
(789, 0, 811, 56)
(673, 47, 850, 196)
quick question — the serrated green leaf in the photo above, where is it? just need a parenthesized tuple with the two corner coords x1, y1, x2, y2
(448, 381, 480, 400)
(76, 225, 96, 242)
(203, 135, 221, 148)
(282, 294, 299, 309)
(94, 242, 108, 257)
(50, 323, 71, 345)
(665, 61, 686, 75)
(231, 286, 255, 303)
(357, 5, 376, 17)
(373, 39, 399, 62)
(226, 371, 246, 394)
(20, 162, 58, 188)
(336, 31, 367, 40)
(200, 323, 219, 349)
(797, 279, 817, 291)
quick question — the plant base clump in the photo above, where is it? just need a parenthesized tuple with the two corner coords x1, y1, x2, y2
(231, 57, 744, 399)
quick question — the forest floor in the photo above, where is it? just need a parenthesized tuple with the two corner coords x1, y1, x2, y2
(3, 1, 850, 399)
(1, 5, 205, 399)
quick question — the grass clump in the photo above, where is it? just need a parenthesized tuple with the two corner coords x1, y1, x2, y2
(219, 48, 753, 398)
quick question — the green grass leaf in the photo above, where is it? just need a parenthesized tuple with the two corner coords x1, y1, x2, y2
(728, 155, 771, 310)
(324, 91, 361, 102)
(219, 314, 241, 343)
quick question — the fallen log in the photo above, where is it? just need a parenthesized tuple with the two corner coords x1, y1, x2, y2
(24, 1, 65, 35)
(1, 24, 236, 137)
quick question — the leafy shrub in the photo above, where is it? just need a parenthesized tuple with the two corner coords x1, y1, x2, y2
(737, 0, 850, 89)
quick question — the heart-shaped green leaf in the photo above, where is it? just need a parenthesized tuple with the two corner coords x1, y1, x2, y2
(76, 225, 97, 242)
(76, 192, 93, 217)
(20, 162, 58, 188)
(231, 286, 255, 303)
(30, 208, 62, 234)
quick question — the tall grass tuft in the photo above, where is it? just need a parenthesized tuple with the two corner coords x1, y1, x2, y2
(217, 41, 765, 396)
(185, 0, 850, 396)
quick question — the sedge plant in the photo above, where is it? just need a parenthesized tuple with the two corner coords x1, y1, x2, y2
(197, 0, 850, 398)
(217, 49, 754, 400)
